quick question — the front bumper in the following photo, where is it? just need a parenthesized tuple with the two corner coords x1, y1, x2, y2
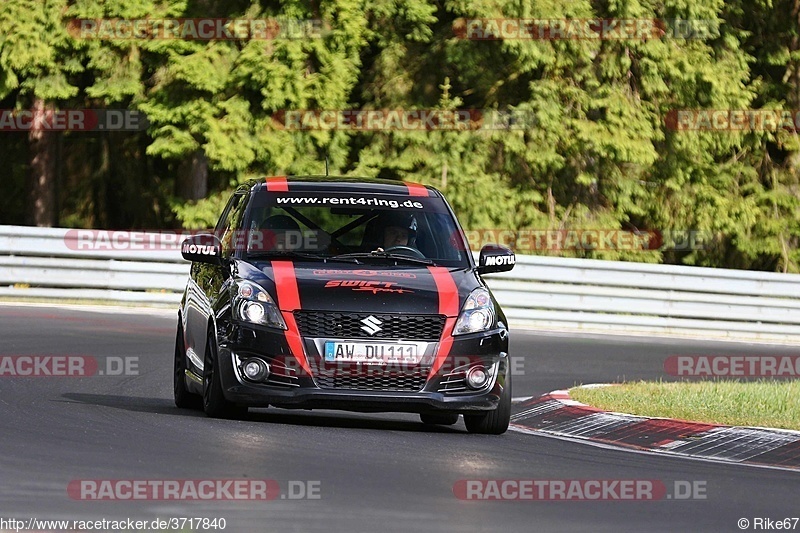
(215, 322, 510, 414)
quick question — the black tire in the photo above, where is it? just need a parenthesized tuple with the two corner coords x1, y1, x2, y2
(174, 322, 202, 409)
(464, 373, 511, 435)
(202, 329, 247, 419)
(420, 412, 460, 425)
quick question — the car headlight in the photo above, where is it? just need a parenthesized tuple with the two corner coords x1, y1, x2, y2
(453, 288, 495, 335)
(233, 280, 287, 330)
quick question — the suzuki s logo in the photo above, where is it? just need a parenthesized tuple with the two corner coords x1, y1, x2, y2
(360, 316, 383, 335)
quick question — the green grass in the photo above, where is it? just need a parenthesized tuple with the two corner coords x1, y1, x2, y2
(569, 380, 800, 431)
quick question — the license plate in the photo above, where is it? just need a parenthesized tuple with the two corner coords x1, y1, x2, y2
(324, 342, 422, 364)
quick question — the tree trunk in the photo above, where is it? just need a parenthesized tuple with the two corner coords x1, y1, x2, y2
(791, 0, 800, 108)
(177, 149, 208, 201)
(27, 98, 58, 226)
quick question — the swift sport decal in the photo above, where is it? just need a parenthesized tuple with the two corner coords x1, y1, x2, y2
(271, 260, 313, 375)
(324, 280, 414, 295)
(352, 287, 413, 295)
(426, 266, 460, 378)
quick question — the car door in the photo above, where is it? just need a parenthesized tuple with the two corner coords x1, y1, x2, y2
(184, 190, 248, 369)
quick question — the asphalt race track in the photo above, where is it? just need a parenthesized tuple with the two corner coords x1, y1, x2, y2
(0, 303, 798, 532)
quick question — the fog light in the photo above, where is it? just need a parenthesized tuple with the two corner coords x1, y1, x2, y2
(242, 358, 269, 382)
(466, 365, 489, 390)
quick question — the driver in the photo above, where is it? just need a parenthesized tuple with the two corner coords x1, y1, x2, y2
(376, 212, 418, 250)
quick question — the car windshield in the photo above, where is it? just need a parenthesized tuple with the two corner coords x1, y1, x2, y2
(240, 188, 471, 268)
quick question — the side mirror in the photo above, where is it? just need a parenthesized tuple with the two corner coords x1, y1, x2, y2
(477, 244, 515, 274)
(181, 234, 223, 265)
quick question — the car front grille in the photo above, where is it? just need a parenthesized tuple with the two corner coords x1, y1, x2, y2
(294, 311, 445, 341)
(314, 366, 429, 392)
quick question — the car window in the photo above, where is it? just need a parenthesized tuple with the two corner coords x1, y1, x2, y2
(241, 190, 470, 267)
(215, 192, 247, 259)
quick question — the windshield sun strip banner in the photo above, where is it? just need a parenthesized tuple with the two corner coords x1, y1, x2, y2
(265, 176, 289, 192)
(257, 193, 447, 212)
(271, 260, 313, 375)
(404, 182, 430, 197)
(427, 266, 460, 378)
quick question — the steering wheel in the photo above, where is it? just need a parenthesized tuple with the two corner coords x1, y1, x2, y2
(383, 245, 426, 259)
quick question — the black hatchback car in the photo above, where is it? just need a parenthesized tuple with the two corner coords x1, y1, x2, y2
(175, 176, 515, 433)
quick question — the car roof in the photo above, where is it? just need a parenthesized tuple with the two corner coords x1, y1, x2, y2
(240, 176, 442, 197)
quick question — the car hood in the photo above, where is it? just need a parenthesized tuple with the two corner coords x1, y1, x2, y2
(237, 261, 480, 316)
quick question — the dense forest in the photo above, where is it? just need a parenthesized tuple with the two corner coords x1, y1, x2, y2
(0, 0, 798, 271)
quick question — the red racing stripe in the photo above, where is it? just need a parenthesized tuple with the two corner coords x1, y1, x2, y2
(404, 181, 429, 197)
(265, 176, 289, 192)
(281, 313, 311, 376)
(271, 260, 312, 375)
(427, 266, 460, 378)
(428, 266, 460, 316)
(272, 260, 301, 310)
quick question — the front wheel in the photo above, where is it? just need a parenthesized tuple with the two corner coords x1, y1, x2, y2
(464, 373, 511, 435)
(202, 330, 247, 419)
(174, 322, 202, 410)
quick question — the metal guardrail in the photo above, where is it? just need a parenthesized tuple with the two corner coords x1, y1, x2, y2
(2, 225, 800, 342)
(488, 255, 800, 341)
(0, 226, 187, 305)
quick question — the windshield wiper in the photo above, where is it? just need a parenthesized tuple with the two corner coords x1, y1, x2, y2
(246, 251, 360, 263)
(331, 251, 436, 266)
